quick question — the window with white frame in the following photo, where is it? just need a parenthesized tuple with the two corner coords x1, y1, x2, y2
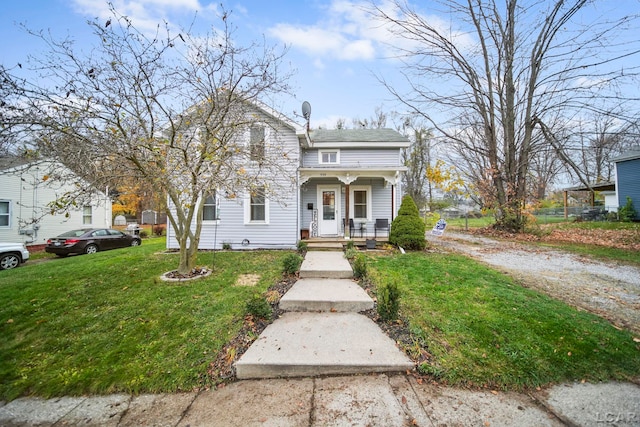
(244, 186, 270, 224)
(319, 149, 339, 165)
(250, 125, 265, 161)
(202, 192, 218, 221)
(0, 200, 10, 227)
(350, 186, 371, 221)
(82, 206, 93, 225)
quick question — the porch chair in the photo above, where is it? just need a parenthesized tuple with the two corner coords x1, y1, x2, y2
(374, 218, 390, 238)
(349, 218, 365, 238)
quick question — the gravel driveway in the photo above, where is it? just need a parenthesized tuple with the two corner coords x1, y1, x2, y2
(428, 232, 640, 334)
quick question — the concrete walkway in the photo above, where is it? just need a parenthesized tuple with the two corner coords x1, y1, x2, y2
(235, 250, 414, 379)
(2, 376, 639, 426)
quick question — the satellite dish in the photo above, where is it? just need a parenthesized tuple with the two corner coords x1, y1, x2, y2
(301, 101, 311, 120)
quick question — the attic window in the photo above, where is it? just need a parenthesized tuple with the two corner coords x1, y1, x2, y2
(319, 149, 340, 165)
(250, 125, 265, 161)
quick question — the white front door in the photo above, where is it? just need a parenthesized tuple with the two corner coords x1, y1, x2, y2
(317, 186, 340, 236)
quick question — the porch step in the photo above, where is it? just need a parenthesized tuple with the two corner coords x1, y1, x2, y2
(234, 312, 414, 379)
(306, 242, 344, 251)
(299, 251, 353, 279)
(279, 278, 373, 312)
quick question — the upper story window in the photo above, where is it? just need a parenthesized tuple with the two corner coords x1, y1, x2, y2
(202, 192, 218, 221)
(250, 125, 265, 161)
(319, 149, 340, 165)
(0, 200, 10, 227)
(82, 206, 93, 225)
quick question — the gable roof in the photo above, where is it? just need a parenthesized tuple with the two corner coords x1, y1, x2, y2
(307, 128, 410, 148)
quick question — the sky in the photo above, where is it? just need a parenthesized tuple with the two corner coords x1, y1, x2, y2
(1, 0, 639, 132)
(0, 0, 412, 130)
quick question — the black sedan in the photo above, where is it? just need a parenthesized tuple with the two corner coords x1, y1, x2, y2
(45, 228, 141, 257)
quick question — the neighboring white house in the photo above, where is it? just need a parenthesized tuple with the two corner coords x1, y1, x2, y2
(166, 102, 410, 250)
(0, 158, 112, 246)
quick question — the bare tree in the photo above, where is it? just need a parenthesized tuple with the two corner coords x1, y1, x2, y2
(370, 0, 640, 231)
(353, 105, 388, 129)
(1, 6, 295, 273)
(400, 118, 434, 210)
(569, 114, 637, 184)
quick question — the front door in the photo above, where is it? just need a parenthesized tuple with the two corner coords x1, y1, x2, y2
(317, 186, 339, 236)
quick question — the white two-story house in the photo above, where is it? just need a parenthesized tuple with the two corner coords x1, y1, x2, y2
(166, 102, 410, 250)
(0, 158, 112, 247)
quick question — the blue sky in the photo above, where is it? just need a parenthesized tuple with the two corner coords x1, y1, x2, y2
(1, 0, 639, 131)
(0, 0, 408, 129)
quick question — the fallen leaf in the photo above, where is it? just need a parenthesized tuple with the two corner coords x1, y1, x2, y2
(7, 319, 13, 324)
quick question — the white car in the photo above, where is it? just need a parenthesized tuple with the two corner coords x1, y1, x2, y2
(0, 243, 30, 270)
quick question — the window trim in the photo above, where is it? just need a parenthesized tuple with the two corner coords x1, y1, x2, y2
(82, 205, 93, 225)
(349, 185, 372, 221)
(202, 191, 220, 223)
(244, 187, 270, 225)
(0, 200, 10, 228)
(318, 149, 340, 165)
(249, 124, 266, 162)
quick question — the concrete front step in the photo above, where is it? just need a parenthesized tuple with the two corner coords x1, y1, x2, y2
(279, 278, 373, 312)
(299, 251, 353, 279)
(306, 242, 344, 251)
(235, 312, 414, 379)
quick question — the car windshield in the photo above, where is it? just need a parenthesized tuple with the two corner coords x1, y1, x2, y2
(57, 229, 90, 238)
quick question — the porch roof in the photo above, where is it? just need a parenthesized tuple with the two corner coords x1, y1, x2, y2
(299, 166, 406, 185)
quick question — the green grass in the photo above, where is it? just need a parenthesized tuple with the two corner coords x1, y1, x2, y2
(368, 252, 640, 390)
(0, 238, 291, 400)
(535, 242, 640, 266)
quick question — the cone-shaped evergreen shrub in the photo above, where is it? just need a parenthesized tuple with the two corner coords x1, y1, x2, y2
(389, 195, 426, 250)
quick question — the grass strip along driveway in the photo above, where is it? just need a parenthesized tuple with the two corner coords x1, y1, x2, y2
(0, 238, 289, 400)
(368, 252, 640, 390)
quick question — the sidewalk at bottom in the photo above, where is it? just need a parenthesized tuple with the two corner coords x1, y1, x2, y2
(1, 374, 639, 426)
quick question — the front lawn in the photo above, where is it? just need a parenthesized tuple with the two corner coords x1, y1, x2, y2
(0, 238, 291, 400)
(368, 252, 640, 390)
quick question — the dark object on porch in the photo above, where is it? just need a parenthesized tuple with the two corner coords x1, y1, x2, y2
(349, 218, 365, 237)
(366, 239, 376, 249)
(300, 229, 309, 240)
(374, 219, 390, 238)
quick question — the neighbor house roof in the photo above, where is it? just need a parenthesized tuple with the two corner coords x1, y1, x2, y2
(611, 147, 640, 163)
(564, 181, 616, 192)
(307, 128, 410, 148)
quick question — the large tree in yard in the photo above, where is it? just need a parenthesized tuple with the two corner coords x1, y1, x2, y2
(0, 7, 295, 274)
(371, 0, 640, 231)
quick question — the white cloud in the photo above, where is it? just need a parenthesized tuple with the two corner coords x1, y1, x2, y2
(70, 0, 216, 34)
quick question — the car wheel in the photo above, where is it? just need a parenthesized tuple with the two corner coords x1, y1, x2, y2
(84, 244, 99, 254)
(130, 239, 141, 247)
(0, 253, 20, 270)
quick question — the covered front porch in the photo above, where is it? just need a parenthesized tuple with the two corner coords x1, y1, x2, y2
(298, 168, 403, 240)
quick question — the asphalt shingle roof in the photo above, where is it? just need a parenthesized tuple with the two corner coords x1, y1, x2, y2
(309, 128, 409, 144)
